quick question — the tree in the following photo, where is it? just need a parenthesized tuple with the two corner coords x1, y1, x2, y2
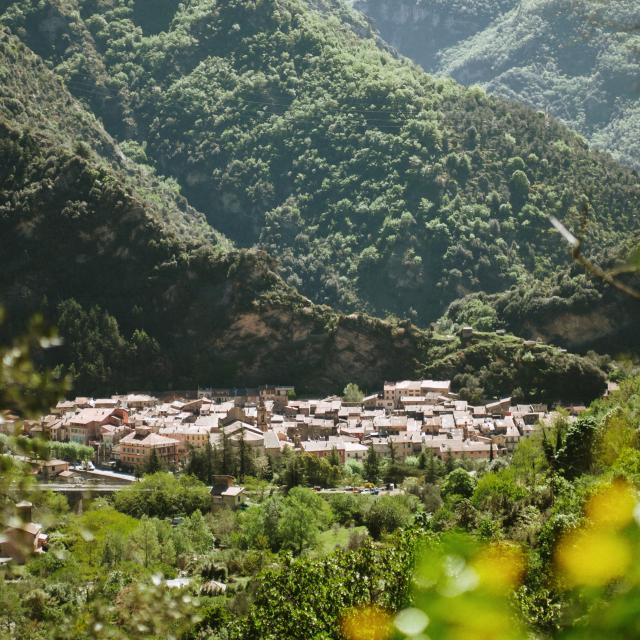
(442, 468, 476, 499)
(174, 510, 214, 555)
(186, 441, 215, 484)
(472, 469, 527, 521)
(364, 496, 413, 540)
(445, 450, 456, 473)
(56, 300, 126, 394)
(114, 473, 211, 518)
(509, 169, 530, 208)
(101, 531, 125, 567)
(542, 429, 557, 471)
(131, 516, 161, 568)
(556, 415, 599, 479)
(364, 445, 380, 483)
(277, 500, 319, 555)
(304, 454, 340, 488)
(145, 448, 163, 474)
(424, 451, 443, 484)
(221, 430, 237, 476)
(284, 453, 306, 489)
(238, 433, 253, 480)
(343, 383, 365, 403)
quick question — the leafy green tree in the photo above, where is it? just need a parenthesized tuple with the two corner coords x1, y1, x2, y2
(304, 454, 340, 488)
(327, 493, 367, 526)
(472, 469, 527, 521)
(283, 453, 306, 489)
(114, 472, 211, 519)
(278, 499, 320, 555)
(442, 468, 476, 499)
(556, 415, 599, 479)
(173, 510, 214, 555)
(186, 441, 215, 484)
(131, 516, 161, 568)
(343, 383, 365, 403)
(510, 169, 530, 209)
(364, 496, 414, 540)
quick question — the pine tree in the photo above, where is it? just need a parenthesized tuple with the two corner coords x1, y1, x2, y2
(204, 440, 214, 485)
(424, 451, 439, 484)
(221, 430, 237, 476)
(145, 448, 162, 474)
(445, 450, 455, 473)
(364, 444, 380, 483)
(238, 433, 253, 480)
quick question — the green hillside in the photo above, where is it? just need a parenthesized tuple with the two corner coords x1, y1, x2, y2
(0, 26, 609, 401)
(355, 0, 640, 170)
(2, 0, 639, 332)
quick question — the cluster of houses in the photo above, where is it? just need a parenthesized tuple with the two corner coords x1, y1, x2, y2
(2, 381, 564, 478)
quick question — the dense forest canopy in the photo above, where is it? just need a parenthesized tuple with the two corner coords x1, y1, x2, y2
(1, 0, 639, 335)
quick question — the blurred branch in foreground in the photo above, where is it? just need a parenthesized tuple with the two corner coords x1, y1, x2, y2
(549, 214, 640, 301)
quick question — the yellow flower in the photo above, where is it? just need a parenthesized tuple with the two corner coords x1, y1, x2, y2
(586, 481, 636, 530)
(472, 543, 525, 594)
(556, 527, 631, 587)
(341, 606, 393, 640)
(449, 607, 517, 640)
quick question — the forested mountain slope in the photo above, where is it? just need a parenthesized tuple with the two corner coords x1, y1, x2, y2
(0, 29, 430, 396)
(355, 0, 640, 170)
(0, 29, 606, 400)
(2, 0, 639, 334)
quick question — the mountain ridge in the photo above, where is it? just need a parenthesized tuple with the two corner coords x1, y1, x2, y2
(354, 0, 640, 169)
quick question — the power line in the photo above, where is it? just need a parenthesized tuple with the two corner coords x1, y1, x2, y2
(61, 76, 438, 125)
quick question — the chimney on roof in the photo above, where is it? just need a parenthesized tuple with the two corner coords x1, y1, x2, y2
(16, 500, 33, 523)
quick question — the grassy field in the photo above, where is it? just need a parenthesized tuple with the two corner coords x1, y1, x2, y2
(316, 526, 368, 555)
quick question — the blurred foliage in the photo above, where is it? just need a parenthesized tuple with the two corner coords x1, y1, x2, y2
(0, 308, 70, 418)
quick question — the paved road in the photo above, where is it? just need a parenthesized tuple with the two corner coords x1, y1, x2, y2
(38, 483, 124, 493)
(74, 468, 136, 483)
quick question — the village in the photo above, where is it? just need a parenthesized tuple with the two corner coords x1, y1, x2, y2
(3, 379, 585, 485)
(0, 377, 613, 567)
